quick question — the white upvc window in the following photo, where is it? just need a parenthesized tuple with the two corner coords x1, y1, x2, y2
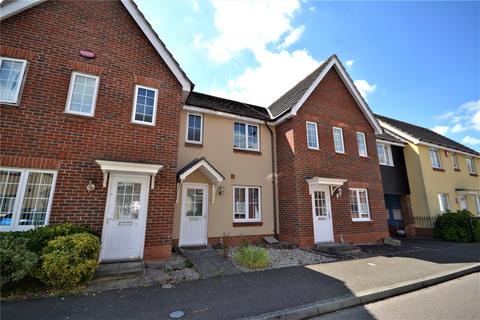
(0, 57, 28, 104)
(356, 132, 368, 157)
(376, 143, 394, 166)
(466, 157, 477, 175)
(131, 85, 158, 125)
(186, 113, 203, 144)
(438, 193, 451, 212)
(332, 127, 345, 153)
(233, 122, 259, 151)
(429, 148, 442, 169)
(0, 168, 57, 231)
(65, 72, 100, 116)
(451, 153, 459, 170)
(350, 188, 370, 221)
(233, 186, 261, 222)
(306, 121, 319, 149)
(475, 195, 480, 216)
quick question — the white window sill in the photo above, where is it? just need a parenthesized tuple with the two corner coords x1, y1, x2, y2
(308, 146, 320, 150)
(351, 218, 372, 222)
(185, 140, 203, 145)
(233, 147, 261, 152)
(130, 120, 155, 126)
(380, 163, 394, 167)
(64, 110, 95, 117)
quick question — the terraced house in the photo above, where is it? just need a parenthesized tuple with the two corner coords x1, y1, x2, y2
(1, 0, 477, 262)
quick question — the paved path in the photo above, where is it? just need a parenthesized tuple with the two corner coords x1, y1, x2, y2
(314, 273, 480, 320)
(181, 247, 239, 278)
(2, 239, 479, 320)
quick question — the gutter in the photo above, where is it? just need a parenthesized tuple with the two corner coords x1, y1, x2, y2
(265, 120, 279, 236)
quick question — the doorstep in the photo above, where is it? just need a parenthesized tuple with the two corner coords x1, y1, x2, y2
(87, 261, 144, 292)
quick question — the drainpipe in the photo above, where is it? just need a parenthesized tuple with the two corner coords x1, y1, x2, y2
(265, 120, 279, 236)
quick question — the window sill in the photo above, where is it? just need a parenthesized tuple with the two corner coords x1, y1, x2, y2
(233, 221, 263, 227)
(0, 101, 20, 107)
(185, 142, 203, 148)
(130, 121, 155, 127)
(335, 151, 347, 155)
(64, 111, 95, 119)
(351, 219, 373, 223)
(432, 167, 445, 172)
(233, 148, 262, 156)
(307, 147, 320, 151)
(470, 173, 478, 177)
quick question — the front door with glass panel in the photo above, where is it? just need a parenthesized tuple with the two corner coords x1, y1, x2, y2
(311, 186, 334, 243)
(101, 175, 149, 262)
(179, 183, 208, 247)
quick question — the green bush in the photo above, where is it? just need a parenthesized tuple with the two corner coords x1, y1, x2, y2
(0, 235, 38, 287)
(234, 246, 270, 269)
(433, 210, 479, 242)
(39, 232, 100, 289)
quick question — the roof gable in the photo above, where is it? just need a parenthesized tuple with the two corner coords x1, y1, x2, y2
(269, 55, 382, 134)
(1, 0, 193, 100)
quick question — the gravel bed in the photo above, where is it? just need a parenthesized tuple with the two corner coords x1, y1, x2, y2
(144, 253, 200, 285)
(230, 247, 336, 272)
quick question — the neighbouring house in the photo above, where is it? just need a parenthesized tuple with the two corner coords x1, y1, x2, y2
(0, 0, 193, 261)
(268, 55, 390, 246)
(377, 115, 480, 235)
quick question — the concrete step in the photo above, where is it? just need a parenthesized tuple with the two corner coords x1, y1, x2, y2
(92, 261, 144, 283)
(314, 243, 362, 256)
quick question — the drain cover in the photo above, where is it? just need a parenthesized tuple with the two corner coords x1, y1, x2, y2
(169, 310, 185, 319)
(162, 283, 173, 289)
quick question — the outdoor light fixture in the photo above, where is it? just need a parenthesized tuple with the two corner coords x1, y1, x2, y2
(218, 186, 225, 195)
(336, 187, 343, 198)
(86, 180, 95, 192)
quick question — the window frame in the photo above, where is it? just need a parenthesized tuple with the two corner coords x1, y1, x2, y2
(306, 121, 319, 150)
(349, 188, 371, 222)
(475, 195, 480, 216)
(233, 122, 260, 152)
(185, 112, 203, 144)
(466, 157, 477, 175)
(376, 143, 394, 166)
(131, 84, 159, 126)
(438, 193, 451, 212)
(356, 131, 368, 157)
(0, 168, 57, 232)
(232, 186, 262, 223)
(332, 127, 345, 154)
(0, 57, 28, 105)
(429, 148, 442, 169)
(451, 153, 459, 170)
(64, 71, 100, 117)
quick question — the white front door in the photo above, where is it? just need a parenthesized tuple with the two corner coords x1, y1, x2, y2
(100, 174, 149, 262)
(311, 186, 334, 243)
(458, 195, 468, 210)
(179, 183, 208, 247)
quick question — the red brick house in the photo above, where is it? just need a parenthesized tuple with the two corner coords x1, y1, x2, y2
(268, 55, 390, 246)
(0, 0, 193, 261)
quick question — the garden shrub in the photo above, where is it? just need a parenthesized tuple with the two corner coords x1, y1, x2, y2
(433, 210, 479, 242)
(39, 232, 100, 289)
(0, 234, 38, 287)
(234, 246, 270, 269)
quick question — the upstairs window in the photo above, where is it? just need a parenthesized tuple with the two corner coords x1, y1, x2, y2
(438, 193, 451, 212)
(376, 143, 394, 166)
(356, 132, 368, 157)
(186, 113, 203, 144)
(350, 188, 370, 221)
(65, 72, 99, 116)
(451, 153, 459, 170)
(466, 157, 477, 175)
(234, 122, 259, 151)
(306, 121, 319, 149)
(429, 148, 442, 169)
(233, 186, 261, 222)
(0, 57, 27, 104)
(131, 85, 158, 125)
(332, 127, 345, 153)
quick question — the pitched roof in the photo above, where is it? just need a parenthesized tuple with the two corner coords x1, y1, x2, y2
(376, 131, 405, 145)
(268, 55, 335, 118)
(376, 114, 479, 156)
(186, 92, 271, 121)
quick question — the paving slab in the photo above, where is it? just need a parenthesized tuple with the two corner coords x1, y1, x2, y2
(180, 247, 240, 278)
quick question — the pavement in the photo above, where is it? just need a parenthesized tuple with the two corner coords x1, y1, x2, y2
(1, 238, 479, 320)
(179, 247, 239, 278)
(313, 273, 480, 320)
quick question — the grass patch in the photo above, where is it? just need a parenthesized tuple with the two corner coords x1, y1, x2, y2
(233, 246, 270, 269)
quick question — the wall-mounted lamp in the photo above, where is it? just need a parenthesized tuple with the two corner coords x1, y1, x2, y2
(86, 180, 95, 192)
(218, 186, 225, 195)
(336, 187, 343, 198)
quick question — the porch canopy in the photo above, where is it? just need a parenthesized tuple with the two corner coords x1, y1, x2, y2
(176, 157, 225, 203)
(455, 188, 480, 195)
(306, 177, 347, 197)
(95, 160, 163, 190)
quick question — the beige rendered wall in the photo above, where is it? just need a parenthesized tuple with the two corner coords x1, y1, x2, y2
(407, 143, 480, 217)
(173, 110, 275, 241)
(403, 143, 430, 217)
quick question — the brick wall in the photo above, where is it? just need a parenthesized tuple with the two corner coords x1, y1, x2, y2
(0, 1, 183, 259)
(276, 68, 389, 246)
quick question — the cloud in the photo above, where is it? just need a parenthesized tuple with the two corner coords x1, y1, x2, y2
(197, 0, 301, 63)
(461, 136, 480, 145)
(345, 60, 354, 68)
(278, 25, 305, 49)
(451, 123, 467, 133)
(432, 125, 450, 135)
(353, 80, 377, 99)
